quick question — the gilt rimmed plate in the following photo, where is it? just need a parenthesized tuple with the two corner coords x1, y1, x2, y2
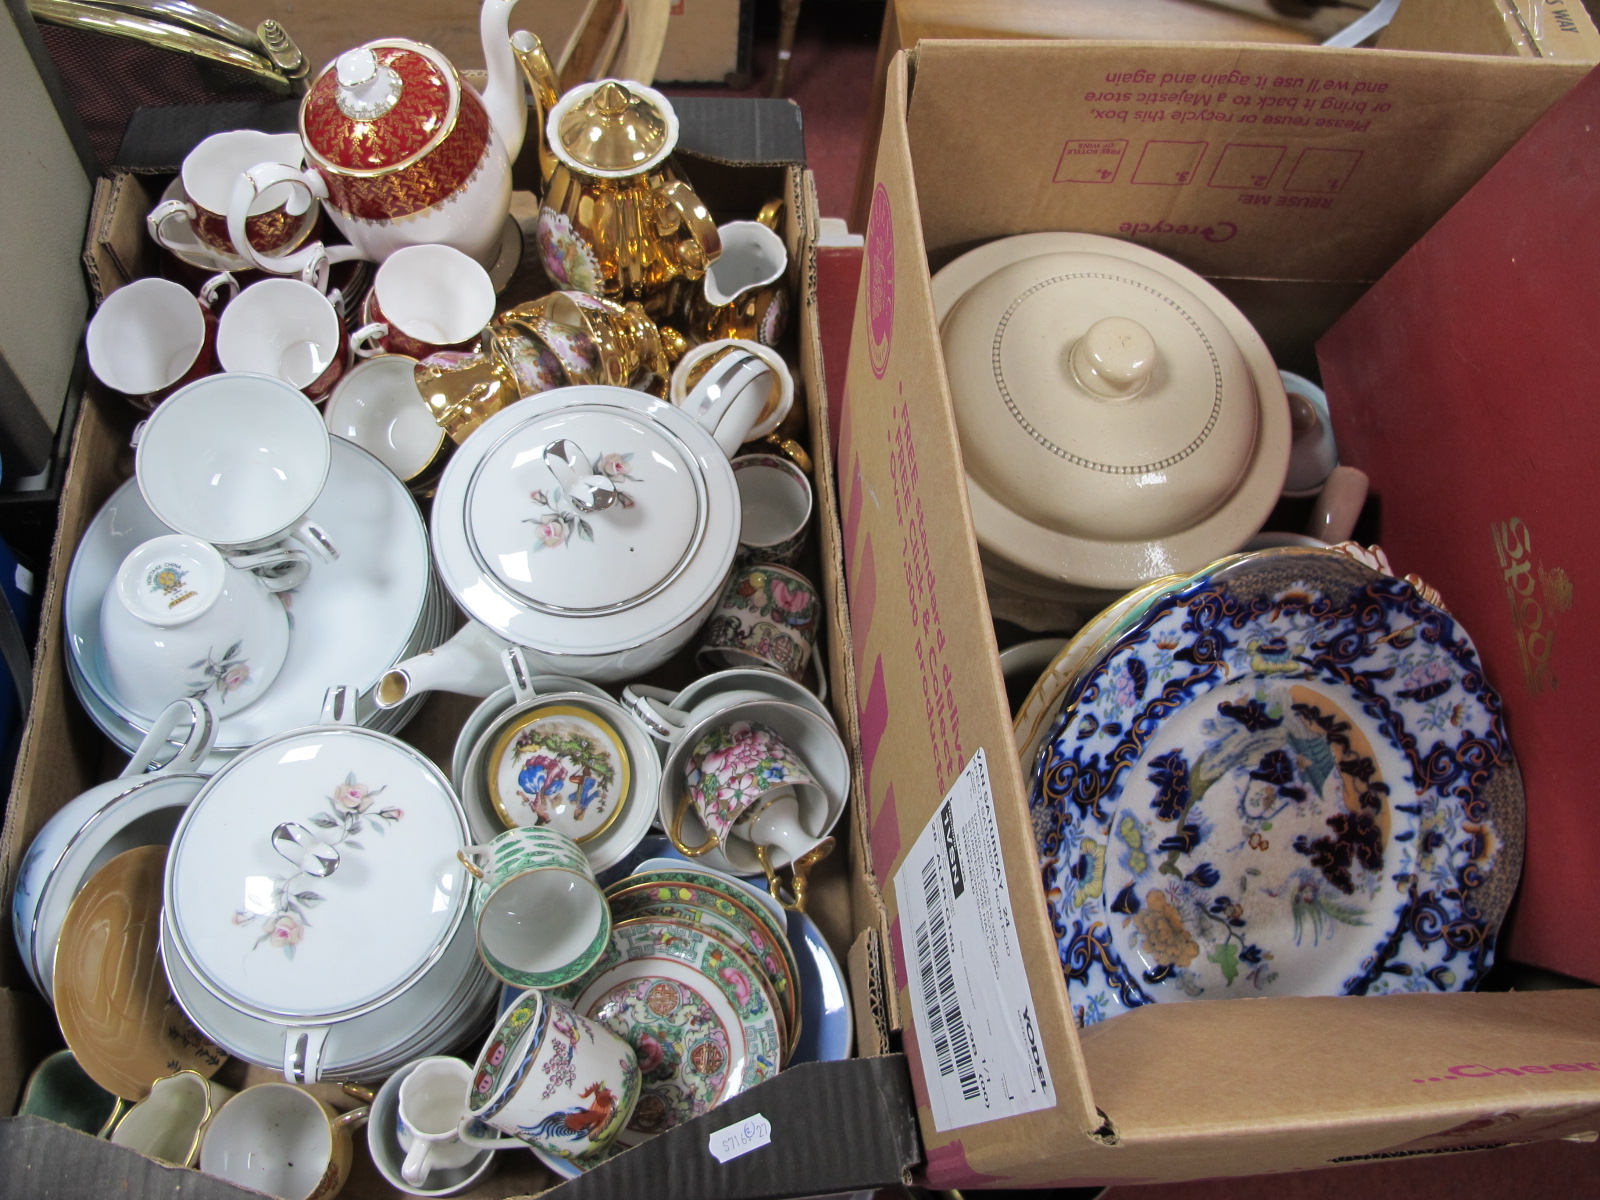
(1030, 548, 1523, 1026)
(488, 703, 631, 843)
(550, 919, 781, 1147)
(605, 879, 800, 1060)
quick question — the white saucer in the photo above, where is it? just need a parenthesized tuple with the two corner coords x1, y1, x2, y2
(367, 1059, 497, 1197)
(66, 437, 435, 752)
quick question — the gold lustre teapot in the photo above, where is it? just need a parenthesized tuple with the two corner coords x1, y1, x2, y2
(535, 79, 720, 318)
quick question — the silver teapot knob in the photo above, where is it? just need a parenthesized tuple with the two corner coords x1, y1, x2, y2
(544, 439, 618, 514)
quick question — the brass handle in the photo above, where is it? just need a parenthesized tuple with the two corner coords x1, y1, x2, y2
(756, 198, 784, 231)
(757, 836, 835, 913)
(667, 789, 722, 858)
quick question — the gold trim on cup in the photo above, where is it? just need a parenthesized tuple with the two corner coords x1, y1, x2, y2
(756, 836, 835, 913)
(485, 703, 630, 844)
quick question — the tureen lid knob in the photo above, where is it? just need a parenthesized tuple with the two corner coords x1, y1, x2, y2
(1069, 316, 1156, 400)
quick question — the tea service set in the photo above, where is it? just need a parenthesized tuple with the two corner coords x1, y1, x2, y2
(933, 230, 1526, 1027)
(15, 5, 850, 1193)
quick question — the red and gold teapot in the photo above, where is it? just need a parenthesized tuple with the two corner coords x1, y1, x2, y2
(227, 0, 548, 274)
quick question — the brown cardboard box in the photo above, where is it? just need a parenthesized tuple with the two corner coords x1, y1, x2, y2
(204, 0, 749, 83)
(850, 0, 1600, 229)
(838, 41, 1600, 1188)
(0, 104, 922, 1198)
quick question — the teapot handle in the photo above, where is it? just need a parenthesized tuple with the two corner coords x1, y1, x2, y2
(654, 180, 722, 278)
(227, 164, 330, 277)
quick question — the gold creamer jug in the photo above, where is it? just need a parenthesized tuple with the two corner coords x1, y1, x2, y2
(534, 80, 720, 319)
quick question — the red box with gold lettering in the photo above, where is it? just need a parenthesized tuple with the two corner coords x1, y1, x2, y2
(1318, 63, 1600, 983)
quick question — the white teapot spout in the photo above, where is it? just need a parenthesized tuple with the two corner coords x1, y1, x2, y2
(376, 621, 512, 708)
(479, 0, 530, 163)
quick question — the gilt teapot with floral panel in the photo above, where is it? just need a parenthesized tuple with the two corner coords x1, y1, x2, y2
(536, 80, 721, 319)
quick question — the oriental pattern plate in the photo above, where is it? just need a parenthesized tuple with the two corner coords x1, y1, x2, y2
(1029, 549, 1523, 1026)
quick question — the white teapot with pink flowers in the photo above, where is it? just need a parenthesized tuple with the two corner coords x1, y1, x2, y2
(380, 351, 776, 699)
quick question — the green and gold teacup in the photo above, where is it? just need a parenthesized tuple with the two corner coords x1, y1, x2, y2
(457, 827, 610, 989)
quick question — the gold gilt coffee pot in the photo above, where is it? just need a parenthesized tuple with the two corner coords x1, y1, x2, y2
(534, 79, 720, 318)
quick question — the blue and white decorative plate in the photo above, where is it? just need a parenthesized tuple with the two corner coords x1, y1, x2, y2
(1028, 548, 1523, 1026)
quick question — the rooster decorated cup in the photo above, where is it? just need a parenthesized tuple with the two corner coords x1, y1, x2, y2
(459, 989, 639, 1160)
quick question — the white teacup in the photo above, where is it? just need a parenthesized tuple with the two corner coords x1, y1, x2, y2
(133, 372, 338, 559)
(397, 1058, 481, 1186)
(324, 355, 447, 485)
(84, 275, 233, 409)
(98, 535, 295, 722)
(199, 1083, 367, 1200)
(218, 277, 362, 402)
(357, 244, 497, 360)
(109, 1069, 235, 1168)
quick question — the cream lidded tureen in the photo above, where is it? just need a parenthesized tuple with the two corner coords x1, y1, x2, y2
(932, 232, 1291, 630)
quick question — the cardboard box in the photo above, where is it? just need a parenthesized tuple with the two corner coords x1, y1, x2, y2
(0, 101, 921, 1199)
(849, 0, 1600, 230)
(204, 0, 750, 84)
(838, 41, 1600, 1188)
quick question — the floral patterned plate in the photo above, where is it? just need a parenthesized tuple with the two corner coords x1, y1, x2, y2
(488, 703, 631, 843)
(605, 879, 801, 1060)
(550, 919, 782, 1148)
(1030, 548, 1524, 1026)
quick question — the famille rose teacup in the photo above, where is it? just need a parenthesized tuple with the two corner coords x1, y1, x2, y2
(460, 988, 639, 1161)
(457, 827, 611, 989)
(85, 275, 233, 410)
(695, 563, 820, 688)
(679, 719, 833, 902)
(357, 244, 497, 360)
(146, 130, 317, 264)
(199, 1083, 367, 1200)
(732, 453, 812, 567)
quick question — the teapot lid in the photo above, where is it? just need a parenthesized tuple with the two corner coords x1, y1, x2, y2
(164, 725, 470, 1022)
(301, 40, 460, 174)
(432, 386, 739, 658)
(549, 79, 677, 177)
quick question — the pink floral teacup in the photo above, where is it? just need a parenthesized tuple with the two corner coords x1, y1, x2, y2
(695, 563, 820, 688)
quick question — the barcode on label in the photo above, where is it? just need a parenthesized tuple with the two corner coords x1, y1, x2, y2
(913, 854, 979, 1102)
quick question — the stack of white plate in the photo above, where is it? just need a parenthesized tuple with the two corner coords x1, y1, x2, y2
(64, 437, 449, 769)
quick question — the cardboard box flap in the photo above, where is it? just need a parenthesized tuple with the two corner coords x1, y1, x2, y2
(546, 1058, 922, 1199)
(0, 1116, 262, 1198)
(904, 40, 1588, 281)
(840, 48, 1101, 1141)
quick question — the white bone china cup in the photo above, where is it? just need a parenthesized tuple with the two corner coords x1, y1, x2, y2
(218, 277, 355, 401)
(133, 372, 339, 560)
(98, 535, 294, 722)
